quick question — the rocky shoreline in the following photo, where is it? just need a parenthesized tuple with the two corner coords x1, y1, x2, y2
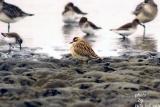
(0, 49, 160, 107)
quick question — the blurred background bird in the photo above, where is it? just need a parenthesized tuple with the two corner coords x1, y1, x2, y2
(110, 19, 140, 39)
(1, 32, 23, 53)
(70, 37, 99, 61)
(133, 0, 158, 37)
(62, 2, 87, 24)
(79, 17, 102, 36)
(0, 0, 34, 32)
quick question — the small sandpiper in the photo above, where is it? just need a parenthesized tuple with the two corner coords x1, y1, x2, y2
(1, 32, 23, 52)
(70, 37, 99, 61)
(0, 0, 34, 32)
(110, 19, 140, 39)
(79, 17, 102, 36)
(133, 0, 158, 37)
(62, 2, 87, 24)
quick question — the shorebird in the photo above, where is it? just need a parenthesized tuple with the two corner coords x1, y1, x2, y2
(62, 2, 87, 24)
(1, 32, 23, 52)
(110, 19, 140, 39)
(133, 0, 158, 37)
(0, 0, 34, 32)
(70, 37, 99, 61)
(79, 17, 102, 35)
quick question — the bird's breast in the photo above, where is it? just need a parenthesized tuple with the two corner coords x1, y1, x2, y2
(143, 4, 157, 15)
(0, 12, 23, 23)
(4, 37, 16, 44)
(137, 4, 158, 23)
(63, 11, 79, 23)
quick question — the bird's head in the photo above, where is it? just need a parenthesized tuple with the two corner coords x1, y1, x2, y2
(79, 17, 88, 24)
(66, 2, 74, 7)
(0, 0, 4, 2)
(64, 2, 74, 12)
(144, 0, 153, 3)
(70, 37, 81, 44)
(132, 19, 141, 25)
(16, 38, 23, 50)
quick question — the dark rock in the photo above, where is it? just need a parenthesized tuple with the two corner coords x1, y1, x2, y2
(104, 66, 115, 72)
(42, 89, 61, 97)
(20, 79, 33, 86)
(104, 84, 110, 89)
(0, 88, 8, 96)
(88, 58, 102, 64)
(72, 102, 96, 107)
(74, 68, 86, 74)
(24, 101, 42, 107)
(138, 59, 144, 62)
(95, 79, 104, 83)
(79, 96, 86, 101)
(90, 95, 101, 103)
(0, 63, 12, 71)
(153, 82, 160, 91)
(18, 63, 28, 68)
(80, 84, 90, 89)
(3, 77, 15, 84)
(139, 85, 152, 90)
(124, 87, 138, 91)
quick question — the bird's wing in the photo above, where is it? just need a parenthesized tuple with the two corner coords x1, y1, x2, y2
(3, 2, 26, 18)
(117, 23, 132, 30)
(6, 33, 20, 38)
(133, 2, 145, 15)
(88, 21, 102, 29)
(74, 41, 99, 58)
(73, 6, 87, 15)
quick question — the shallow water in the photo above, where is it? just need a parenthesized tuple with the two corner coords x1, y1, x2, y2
(0, 0, 160, 58)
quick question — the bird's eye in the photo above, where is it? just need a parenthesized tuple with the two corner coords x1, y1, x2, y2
(73, 37, 78, 42)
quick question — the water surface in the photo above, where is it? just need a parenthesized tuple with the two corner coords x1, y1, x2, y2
(0, 0, 160, 58)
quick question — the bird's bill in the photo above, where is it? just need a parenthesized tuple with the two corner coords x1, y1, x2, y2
(19, 43, 22, 50)
(1, 33, 7, 37)
(70, 42, 73, 44)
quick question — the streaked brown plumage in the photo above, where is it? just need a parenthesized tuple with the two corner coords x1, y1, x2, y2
(70, 37, 99, 60)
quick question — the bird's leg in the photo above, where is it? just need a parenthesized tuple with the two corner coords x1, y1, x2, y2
(120, 34, 126, 40)
(8, 23, 10, 33)
(122, 36, 126, 40)
(19, 43, 22, 50)
(143, 25, 146, 38)
(8, 43, 12, 53)
(86, 33, 90, 36)
(139, 23, 146, 38)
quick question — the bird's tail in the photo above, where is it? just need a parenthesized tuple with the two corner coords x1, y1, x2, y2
(81, 12, 87, 15)
(97, 27, 102, 29)
(23, 12, 34, 17)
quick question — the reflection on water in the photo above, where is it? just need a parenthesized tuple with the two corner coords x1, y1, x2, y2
(117, 38, 132, 50)
(133, 36, 157, 52)
(62, 24, 97, 46)
(0, 0, 159, 58)
(116, 34, 157, 55)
